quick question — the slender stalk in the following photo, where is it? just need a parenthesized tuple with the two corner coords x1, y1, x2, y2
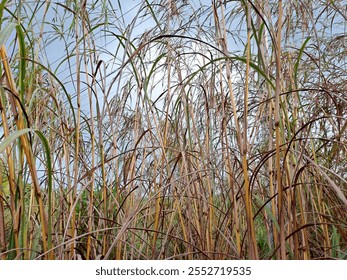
(274, 0, 285, 260)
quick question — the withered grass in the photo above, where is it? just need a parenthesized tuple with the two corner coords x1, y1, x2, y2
(0, 0, 346, 259)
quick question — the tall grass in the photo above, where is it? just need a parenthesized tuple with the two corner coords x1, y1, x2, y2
(0, 0, 346, 260)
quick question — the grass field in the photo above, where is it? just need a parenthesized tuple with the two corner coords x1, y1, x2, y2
(0, 0, 346, 260)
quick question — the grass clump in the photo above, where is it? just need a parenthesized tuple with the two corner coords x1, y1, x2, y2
(0, 0, 346, 259)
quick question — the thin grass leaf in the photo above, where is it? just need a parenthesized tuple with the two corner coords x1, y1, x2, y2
(294, 37, 310, 86)
(15, 24, 26, 102)
(0, 128, 33, 153)
(0, 22, 16, 45)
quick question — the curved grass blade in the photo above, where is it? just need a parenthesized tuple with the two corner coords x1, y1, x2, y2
(0, 128, 32, 153)
(0, 22, 16, 45)
(294, 37, 310, 86)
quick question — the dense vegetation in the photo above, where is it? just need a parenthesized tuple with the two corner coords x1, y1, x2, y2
(0, 0, 346, 260)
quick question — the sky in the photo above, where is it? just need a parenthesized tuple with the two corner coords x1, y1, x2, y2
(3, 0, 346, 124)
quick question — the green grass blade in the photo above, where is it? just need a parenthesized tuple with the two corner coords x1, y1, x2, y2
(15, 24, 26, 102)
(294, 37, 310, 86)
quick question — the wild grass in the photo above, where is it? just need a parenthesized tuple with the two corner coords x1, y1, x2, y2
(0, 0, 346, 260)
